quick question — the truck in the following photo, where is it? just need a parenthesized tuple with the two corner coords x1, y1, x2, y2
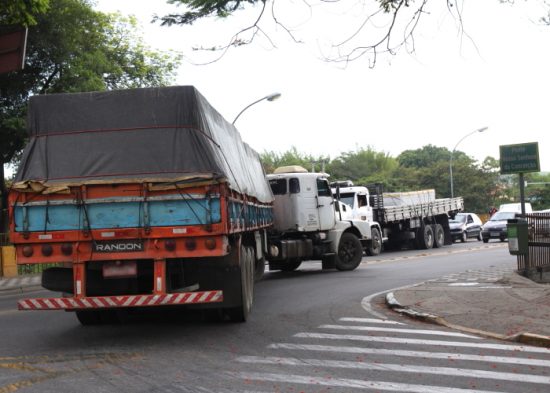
(8, 86, 373, 325)
(331, 182, 464, 254)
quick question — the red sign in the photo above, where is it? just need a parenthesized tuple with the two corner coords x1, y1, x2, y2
(0, 26, 28, 74)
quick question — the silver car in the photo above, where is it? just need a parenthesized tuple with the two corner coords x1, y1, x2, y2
(449, 213, 483, 242)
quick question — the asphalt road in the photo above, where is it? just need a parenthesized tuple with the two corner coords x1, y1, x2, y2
(2, 241, 548, 393)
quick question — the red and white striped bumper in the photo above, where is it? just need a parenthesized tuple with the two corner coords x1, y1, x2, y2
(18, 290, 223, 310)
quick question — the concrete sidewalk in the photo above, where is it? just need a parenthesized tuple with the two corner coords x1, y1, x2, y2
(0, 274, 41, 292)
(386, 266, 550, 347)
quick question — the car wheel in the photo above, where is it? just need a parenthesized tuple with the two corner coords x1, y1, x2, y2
(477, 232, 482, 241)
(483, 238, 489, 243)
(461, 231, 467, 243)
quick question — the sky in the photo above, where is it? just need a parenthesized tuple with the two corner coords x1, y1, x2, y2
(92, 0, 550, 171)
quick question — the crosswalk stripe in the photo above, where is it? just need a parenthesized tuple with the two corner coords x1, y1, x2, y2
(320, 324, 480, 339)
(227, 371, 504, 393)
(236, 355, 550, 384)
(294, 332, 550, 353)
(268, 343, 550, 368)
(339, 317, 404, 325)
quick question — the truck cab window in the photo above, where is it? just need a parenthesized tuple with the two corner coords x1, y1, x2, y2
(269, 179, 287, 195)
(289, 178, 300, 194)
(317, 179, 332, 197)
(358, 195, 367, 207)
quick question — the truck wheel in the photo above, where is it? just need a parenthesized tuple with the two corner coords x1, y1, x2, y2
(280, 259, 302, 272)
(75, 310, 102, 326)
(433, 224, 444, 248)
(366, 227, 382, 256)
(416, 225, 434, 250)
(226, 246, 254, 322)
(335, 232, 363, 271)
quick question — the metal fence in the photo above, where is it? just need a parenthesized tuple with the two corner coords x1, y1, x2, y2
(517, 213, 550, 272)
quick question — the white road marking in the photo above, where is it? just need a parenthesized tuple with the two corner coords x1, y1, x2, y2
(294, 332, 550, 354)
(236, 355, 550, 384)
(320, 324, 480, 339)
(268, 343, 550, 368)
(339, 317, 404, 325)
(227, 371, 504, 393)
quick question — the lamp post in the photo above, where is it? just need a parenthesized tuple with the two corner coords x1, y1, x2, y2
(449, 126, 488, 198)
(232, 92, 281, 125)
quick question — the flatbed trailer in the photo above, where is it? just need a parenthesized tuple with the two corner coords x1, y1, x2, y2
(9, 86, 274, 324)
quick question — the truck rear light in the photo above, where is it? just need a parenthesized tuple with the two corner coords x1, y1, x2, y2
(165, 239, 176, 251)
(185, 239, 197, 251)
(22, 246, 33, 257)
(61, 243, 73, 255)
(205, 238, 216, 250)
(41, 244, 53, 257)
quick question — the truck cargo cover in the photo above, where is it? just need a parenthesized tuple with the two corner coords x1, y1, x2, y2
(13, 86, 274, 203)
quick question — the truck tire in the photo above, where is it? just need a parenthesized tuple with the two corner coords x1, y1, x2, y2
(366, 227, 382, 256)
(76, 310, 102, 325)
(226, 246, 254, 322)
(76, 310, 120, 325)
(433, 224, 444, 248)
(416, 225, 434, 250)
(335, 232, 363, 271)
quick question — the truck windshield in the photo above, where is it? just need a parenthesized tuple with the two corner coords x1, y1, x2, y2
(338, 192, 355, 207)
(269, 179, 287, 195)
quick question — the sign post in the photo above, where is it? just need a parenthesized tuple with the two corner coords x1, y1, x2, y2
(500, 142, 540, 215)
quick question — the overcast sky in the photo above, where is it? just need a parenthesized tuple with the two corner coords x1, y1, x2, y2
(95, 0, 549, 171)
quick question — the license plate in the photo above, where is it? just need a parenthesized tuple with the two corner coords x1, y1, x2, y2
(103, 261, 137, 278)
(490, 231, 499, 237)
(93, 240, 144, 253)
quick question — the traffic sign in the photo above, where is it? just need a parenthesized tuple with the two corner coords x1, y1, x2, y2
(499, 142, 540, 174)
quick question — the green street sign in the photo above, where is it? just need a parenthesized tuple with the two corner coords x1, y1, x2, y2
(500, 142, 540, 174)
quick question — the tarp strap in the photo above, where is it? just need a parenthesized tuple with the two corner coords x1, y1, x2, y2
(142, 184, 151, 234)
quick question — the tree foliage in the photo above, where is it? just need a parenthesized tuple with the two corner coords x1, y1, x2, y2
(258, 144, 529, 215)
(0, 0, 49, 26)
(260, 147, 328, 174)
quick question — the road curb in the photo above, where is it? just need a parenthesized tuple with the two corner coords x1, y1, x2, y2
(385, 291, 550, 348)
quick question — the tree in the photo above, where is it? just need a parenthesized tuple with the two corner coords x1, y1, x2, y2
(328, 147, 398, 188)
(0, 0, 181, 228)
(0, 0, 49, 26)
(260, 147, 327, 174)
(396, 145, 498, 213)
(524, 172, 550, 211)
(156, 0, 466, 66)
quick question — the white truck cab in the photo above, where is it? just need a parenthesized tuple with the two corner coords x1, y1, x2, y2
(265, 166, 374, 271)
(267, 167, 335, 232)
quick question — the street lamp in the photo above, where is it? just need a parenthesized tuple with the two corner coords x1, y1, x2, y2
(232, 92, 281, 125)
(449, 126, 488, 198)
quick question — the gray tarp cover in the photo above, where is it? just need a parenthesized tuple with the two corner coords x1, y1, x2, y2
(14, 86, 274, 203)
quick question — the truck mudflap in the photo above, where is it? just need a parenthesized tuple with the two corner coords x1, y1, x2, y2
(18, 290, 223, 311)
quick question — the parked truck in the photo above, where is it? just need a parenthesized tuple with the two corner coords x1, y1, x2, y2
(331, 182, 464, 255)
(8, 87, 372, 325)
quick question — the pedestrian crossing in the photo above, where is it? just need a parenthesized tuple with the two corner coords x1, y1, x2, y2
(225, 316, 550, 393)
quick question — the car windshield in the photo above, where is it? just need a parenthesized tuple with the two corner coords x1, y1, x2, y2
(490, 211, 516, 221)
(451, 214, 467, 224)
